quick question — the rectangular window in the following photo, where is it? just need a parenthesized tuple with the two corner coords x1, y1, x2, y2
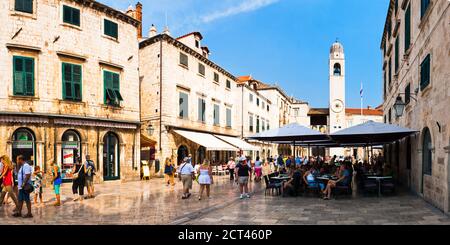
(383, 71, 387, 97)
(387, 21, 392, 38)
(62, 63, 82, 101)
(213, 104, 220, 126)
(261, 119, 265, 132)
(15, 0, 33, 14)
(420, 54, 431, 91)
(249, 93, 253, 102)
(267, 105, 270, 112)
(226, 80, 231, 89)
(266, 120, 270, 131)
(262, 101, 265, 109)
(104, 70, 122, 106)
(13, 56, 34, 96)
(226, 108, 232, 128)
(421, 0, 430, 18)
(198, 63, 205, 76)
(256, 98, 260, 106)
(405, 83, 411, 105)
(405, 4, 411, 51)
(249, 114, 254, 132)
(256, 116, 260, 133)
(104, 19, 118, 39)
(180, 53, 188, 67)
(395, 37, 399, 73)
(179, 92, 189, 118)
(394, 0, 398, 15)
(63, 5, 80, 26)
(388, 58, 392, 86)
(198, 98, 205, 122)
(388, 108, 392, 123)
(213, 73, 219, 83)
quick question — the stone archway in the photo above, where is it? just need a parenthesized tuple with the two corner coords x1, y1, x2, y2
(177, 145, 189, 166)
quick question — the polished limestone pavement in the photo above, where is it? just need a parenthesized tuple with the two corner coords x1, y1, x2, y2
(1, 176, 449, 225)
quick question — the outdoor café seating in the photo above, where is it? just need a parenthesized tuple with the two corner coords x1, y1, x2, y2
(381, 178, 395, 194)
(264, 175, 282, 196)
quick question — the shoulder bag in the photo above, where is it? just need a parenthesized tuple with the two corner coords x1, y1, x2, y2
(72, 164, 84, 180)
(22, 165, 34, 194)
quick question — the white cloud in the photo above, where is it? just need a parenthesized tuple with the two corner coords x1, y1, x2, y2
(200, 0, 280, 23)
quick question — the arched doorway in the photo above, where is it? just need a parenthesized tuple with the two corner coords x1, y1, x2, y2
(197, 146, 206, 166)
(61, 130, 81, 181)
(103, 132, 120, 181)
(421, 128, 432, 193)
(177, 145, 189, 166)
(12, 128, 36, 166)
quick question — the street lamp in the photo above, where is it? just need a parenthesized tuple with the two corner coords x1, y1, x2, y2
(393, 96, 406, 118)
(146, 125, 155, 136)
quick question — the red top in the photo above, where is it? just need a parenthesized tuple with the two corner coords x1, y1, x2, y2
(3, 168, 13, 186)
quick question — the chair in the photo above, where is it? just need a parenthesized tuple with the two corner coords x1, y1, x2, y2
(304, 181, 321, 197)
(362, 178, 378, 196)
(217, 166, 226, 176)
(381, 179, 395, 194)
(264, 176, 282, 196)
(212, 166, 219, 175)
(333, 176, 353, 198)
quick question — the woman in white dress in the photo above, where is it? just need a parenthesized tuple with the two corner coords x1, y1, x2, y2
(198, 159, 213, 200)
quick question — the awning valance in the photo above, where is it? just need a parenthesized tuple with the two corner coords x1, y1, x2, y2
(54, 119, 137, 129)
(173, 130, 238, 151)
(0, 116, 48, 124)
(214, 135, 259, 151)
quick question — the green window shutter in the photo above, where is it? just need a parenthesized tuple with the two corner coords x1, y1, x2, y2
(15, 0, 33, 14)
(405, 5, 411, 51)
(62, 63, 82, 101)
(421, 0, 430, 18)
(226, 108, 231, 127)
(13, 56, 34, 96)
(104, 71, 120, 105)
(63, 6, 81, 26)
(395, 37, 399, 73)
(420, 54, 431, 90)
(104, 19, 118, 39)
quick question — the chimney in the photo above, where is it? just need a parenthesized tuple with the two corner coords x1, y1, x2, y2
(135, 2, 143, 39)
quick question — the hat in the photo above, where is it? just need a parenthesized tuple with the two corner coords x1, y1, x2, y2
(183, 157, 189, 162)
(239, 157, 246, 162)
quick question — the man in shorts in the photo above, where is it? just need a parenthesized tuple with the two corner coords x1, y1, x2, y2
(84, 155, 96, 199)
(177, 157, 194, 199)
(235, 157, 252, 199)
(14, 155, 33, 218)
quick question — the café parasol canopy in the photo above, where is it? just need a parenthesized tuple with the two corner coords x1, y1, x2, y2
(329, 120, 418, 145)
(248, 123, 329, 142)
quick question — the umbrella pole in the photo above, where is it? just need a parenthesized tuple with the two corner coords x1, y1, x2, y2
(293, 141, 296, 158)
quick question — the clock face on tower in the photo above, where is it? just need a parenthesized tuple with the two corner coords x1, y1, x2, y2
(331, 99, 344, 113)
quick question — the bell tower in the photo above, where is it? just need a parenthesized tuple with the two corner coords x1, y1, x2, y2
(329, 41, 346, 156)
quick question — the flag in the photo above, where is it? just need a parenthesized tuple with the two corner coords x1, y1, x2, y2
(360, 83, 364, 98)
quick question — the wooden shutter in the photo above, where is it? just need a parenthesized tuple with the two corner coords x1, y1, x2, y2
(405, 5, 411, 51)
(13, 57, 24, 95)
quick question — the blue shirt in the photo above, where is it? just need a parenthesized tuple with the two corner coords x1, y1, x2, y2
(18, 163, 33, 190)
(295, 157, 302, 165)
(255, 161, 261, 167)
(178, 163, 194, 175)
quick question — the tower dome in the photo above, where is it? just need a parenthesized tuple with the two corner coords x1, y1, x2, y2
(330, 41, 344, 54)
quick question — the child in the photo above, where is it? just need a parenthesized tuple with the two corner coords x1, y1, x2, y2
(33, 166, 44, 205)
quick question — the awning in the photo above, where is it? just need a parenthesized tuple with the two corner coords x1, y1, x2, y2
(140, 134, 156, 148)
(248, 123, 329, 142)
(214, 135, 260, 151)
(173, 130, 238, 151)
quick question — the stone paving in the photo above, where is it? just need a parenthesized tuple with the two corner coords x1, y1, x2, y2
(184, 192, 450, 225)
(1, 176, 449, 225)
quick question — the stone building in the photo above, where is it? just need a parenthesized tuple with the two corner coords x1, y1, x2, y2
(140, 30, 250, 170)
(0, 0, 142, 183)
(381, 0, 450, 212)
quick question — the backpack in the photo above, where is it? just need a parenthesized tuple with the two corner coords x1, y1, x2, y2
(86, 161, 95, 177)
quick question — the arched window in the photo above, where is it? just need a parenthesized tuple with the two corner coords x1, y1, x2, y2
(61, 130, 81, 181)
(12, 128, 36, 165)
(333, 63, 341, 76)
(422, 128, 432, 175)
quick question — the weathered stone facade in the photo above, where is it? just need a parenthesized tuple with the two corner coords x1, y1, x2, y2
(381, 0, 450, 212)
(0, 0, 142, 183)
(140, 32, 241, 171)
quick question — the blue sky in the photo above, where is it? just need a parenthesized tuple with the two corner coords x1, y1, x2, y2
(100, 0, 389, 108)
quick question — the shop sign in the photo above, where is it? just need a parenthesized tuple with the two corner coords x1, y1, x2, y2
(12, 141, 33, 149)
(62, 142, 79, 149)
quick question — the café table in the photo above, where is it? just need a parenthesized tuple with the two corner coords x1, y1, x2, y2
(367, 176, 393, 197)
(270, 176, 291, 181)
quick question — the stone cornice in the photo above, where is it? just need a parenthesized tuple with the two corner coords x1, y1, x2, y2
(75, 0, 140, 27)
(139, 34, 237, 81)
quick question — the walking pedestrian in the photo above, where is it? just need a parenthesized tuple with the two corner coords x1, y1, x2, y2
(84, 155, 96, 199)
(198, 159, 213, 200)
(0, 155, 19, 211)
(50, 162, 62, 206)
(235, 157, 252, 199)
(164, 157, 175, 187)
(13, 155, 33, 218)
(254, 156, 262, 182)
(71, 157, 86, 202)
(32, 166, 44, 205)
(177, 157, 195, 199)
(227, 157, 235, 181)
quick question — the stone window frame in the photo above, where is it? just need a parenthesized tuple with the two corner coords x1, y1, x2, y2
(102, 17, 119, 42)
(9, 0, 37, 19)
(8, 48, 40, 100)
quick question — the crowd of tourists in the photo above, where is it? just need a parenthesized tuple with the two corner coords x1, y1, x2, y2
(0, 154, 96, 218)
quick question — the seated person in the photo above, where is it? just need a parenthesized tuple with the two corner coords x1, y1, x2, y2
(302, 166, 325, 191)
(283, 167, 302, 197)
(322, 164, 351, 200)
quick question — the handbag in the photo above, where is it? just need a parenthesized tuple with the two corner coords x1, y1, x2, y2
(21, 165, 34, 194)
(72, 164, 84, 180)
(178, 164, 186, 181)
